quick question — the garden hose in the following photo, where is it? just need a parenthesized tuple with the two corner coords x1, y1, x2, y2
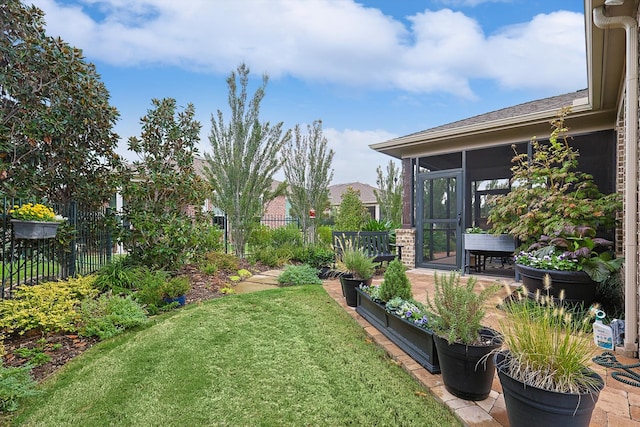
(593, 352, 640, 387)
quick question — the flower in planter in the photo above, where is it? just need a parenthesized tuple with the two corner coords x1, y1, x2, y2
(359, 284, 382, 301)
(385, 296, 431, 329)
(514, 251, 579, 271)
(9, 203, 65, 222)
(515, 225, 623, 284)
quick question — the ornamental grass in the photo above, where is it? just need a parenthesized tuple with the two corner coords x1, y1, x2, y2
(498, 274, 600, 394)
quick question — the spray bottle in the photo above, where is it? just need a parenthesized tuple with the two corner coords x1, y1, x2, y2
(593, 310, 614, 350)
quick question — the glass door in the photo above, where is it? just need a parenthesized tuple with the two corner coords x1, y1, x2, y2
(416, 170, 462, 269)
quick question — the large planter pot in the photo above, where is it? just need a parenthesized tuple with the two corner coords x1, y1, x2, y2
(515, 264, 597, 307)
(340, 275, 372, 307)
(355, 288, 440, 373)
(433, 327, 501, 400)
(494, 351, 604, 427)
(11, 220, 60, 239)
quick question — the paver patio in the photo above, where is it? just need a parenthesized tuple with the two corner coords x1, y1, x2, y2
(323, 269, 640, 427)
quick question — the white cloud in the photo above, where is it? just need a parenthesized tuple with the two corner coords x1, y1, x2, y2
(30, 0, 585, 98)
(323, 128, 399, 186)
(436, 0, 512, 7)
(483, 11, 587, 91)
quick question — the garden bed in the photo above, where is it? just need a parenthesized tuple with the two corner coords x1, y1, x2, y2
(1, 259, 271, 382)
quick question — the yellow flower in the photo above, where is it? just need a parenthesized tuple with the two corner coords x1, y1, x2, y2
(9, 203, 61, 222)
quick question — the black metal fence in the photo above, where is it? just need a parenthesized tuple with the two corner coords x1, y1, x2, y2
(260, 215, 300, 228)
(1, 198, 113, 299)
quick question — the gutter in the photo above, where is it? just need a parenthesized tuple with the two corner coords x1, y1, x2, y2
(593, 5, 639, 356)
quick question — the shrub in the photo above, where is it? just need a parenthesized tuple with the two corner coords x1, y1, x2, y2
(278, 265, 323, 286)
(378, 259, 412, 302)
(271, 224, 303, 248)
(190, 222, 224, 259)
(249, 246, 292, 267)
(204, 251, 239, 272)
(0, 365, 40, 413)
(79, 294, 149, 340)
(132, 269, 170, 314)
(94, 256, 137, 292)
(296, 245, 335, 269)
(160, 277, 191, 298)
(0, 276, 98, 335)
(316, 225, 333, 246)
(247, 224, 272, 248)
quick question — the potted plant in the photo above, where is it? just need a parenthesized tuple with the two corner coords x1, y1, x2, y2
(495, 276, 604, 427)
(487, 107, 622, 307)
(9, 202, 66, 239)
(463, 227, 516, 253)
(487, 107, 621, 248)
(355, 259, 440, 373)
(336, 242, 375, 307)
(427, 272, 501, 400)
(160, 276, 191, 306)
(515, 225, 624, 306)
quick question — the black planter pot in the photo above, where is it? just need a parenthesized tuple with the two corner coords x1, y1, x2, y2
(355, 288, 440, 373)
(318, 266, 332, 280)
(340, 275, 372, 307)
(494, 351, 604, 427)
(433, 327, 502, 401)
(516, 264, 598, 307)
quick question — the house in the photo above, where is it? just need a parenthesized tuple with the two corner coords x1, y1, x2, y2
(193, 156, 292, 227)
(371, 0, 639, 356)
(328, 182, 380, 220)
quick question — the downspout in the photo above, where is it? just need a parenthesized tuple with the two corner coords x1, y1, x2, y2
(593, 6, 639, 356)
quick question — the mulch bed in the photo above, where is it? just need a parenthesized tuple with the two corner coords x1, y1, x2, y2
(1, 259, 271, 383)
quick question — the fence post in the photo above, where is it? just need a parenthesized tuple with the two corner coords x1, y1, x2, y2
(106, 207, 113, 264)
(67, 201, 77, 278)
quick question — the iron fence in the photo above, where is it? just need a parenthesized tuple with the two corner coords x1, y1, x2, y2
(1, 198, 113, 299)
(260, 215, 300, 229)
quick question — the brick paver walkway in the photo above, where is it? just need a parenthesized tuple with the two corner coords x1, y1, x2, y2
(323, 269, 640, 427)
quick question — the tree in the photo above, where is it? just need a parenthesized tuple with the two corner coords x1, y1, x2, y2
(335, 186, 369, 231)
(119, 98, 210, 269)
(374, 160, 402, 225)
(488, 107, 621, 245)
(0, 0, 121, 207)
(282, 120, 334, 243)
(204, 64, 291, 258)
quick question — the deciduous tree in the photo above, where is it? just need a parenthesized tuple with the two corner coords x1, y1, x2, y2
(204, 64, 290, 257)
(374, 160, 402, 225)
(282, 120, 334, 243)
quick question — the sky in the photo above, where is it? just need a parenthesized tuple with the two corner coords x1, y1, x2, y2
(28, 0, 587, 187)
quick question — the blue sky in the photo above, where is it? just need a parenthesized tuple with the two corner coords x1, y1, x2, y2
(30, 0, 586, 186)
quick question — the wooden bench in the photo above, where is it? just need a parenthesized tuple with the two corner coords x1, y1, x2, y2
(332, 231, 402, 265)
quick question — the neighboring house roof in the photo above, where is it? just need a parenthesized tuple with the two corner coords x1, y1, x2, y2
(329, 182, 378, 206)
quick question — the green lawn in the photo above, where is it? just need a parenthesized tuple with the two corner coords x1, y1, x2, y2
(10, 286, 460, 426)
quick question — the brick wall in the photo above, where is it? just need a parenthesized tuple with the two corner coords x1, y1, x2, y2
(396, 228, 416, 268)
(264, 195, 287, 217)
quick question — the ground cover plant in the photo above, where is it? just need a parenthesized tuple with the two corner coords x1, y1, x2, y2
(9, 286, 460, 426)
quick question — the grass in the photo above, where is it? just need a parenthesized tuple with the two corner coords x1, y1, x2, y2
(9, 286, 460, 426)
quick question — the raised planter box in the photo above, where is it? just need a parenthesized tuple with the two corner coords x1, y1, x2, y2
(464, 233, 516, 252)
(355, 288, 440, 374)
